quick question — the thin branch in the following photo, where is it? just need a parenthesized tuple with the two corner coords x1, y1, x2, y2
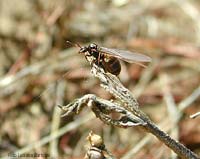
(49, 80, 65, 158)
(122, 84, 200, 159)
(60, 62, 199, 159)
(179, 85, 200, 111)
(160, 73, 180, 159)
(59, 94, 145, 128)
(190, 112, 200, 119)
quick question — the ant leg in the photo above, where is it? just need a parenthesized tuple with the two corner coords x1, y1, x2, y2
(85, 55, 89, 61)
(97, 53, 101, 65)
(85, 55, 97, 66)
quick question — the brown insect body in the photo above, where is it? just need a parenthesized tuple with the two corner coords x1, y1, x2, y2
(67, 41, 152, 76)
(101, 55, 121, 76)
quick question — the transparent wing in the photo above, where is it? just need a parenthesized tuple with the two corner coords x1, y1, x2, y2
(99, 47, 152, 63)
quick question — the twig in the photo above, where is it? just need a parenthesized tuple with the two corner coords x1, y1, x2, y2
(59, 94, 145, 128)
(160, 73, 180, 159)
(95, 65, 199, 159)
(49, 80, 65, 158)
(133, 60, 157, 98)
(160, 74, 181, 122)
(60, 62, 199, 159)
(190, 112, 200, 119)
(179, 85, 200, 111)
(122, 84, 200, 159)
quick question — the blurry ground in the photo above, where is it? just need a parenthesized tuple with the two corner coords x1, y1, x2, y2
(0, 0, 200, 158)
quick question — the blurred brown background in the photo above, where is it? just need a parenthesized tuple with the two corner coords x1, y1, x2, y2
(0, 0, 200, 158)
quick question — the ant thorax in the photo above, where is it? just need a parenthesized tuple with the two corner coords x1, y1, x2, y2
(85, 53, 97, 64)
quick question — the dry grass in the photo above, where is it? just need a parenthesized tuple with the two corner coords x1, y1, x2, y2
(0, 0, 199, 158)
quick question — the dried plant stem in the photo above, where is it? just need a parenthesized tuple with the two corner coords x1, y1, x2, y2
(179, 85, 200, 110)
(90, 63, 199, 159)
(143, 119, 198, 159)
(60, 62, 199, 159)
(49, 81, 66, 158)
(190, 112, 200, 119)
(160, 73, 180, 158)
(122, 84, 200, 159)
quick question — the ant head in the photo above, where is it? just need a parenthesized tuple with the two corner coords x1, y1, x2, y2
(88, 43, 98, 50)
(79, 46, 88, 53)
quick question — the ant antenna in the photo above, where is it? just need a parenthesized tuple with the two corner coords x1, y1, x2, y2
(66, 41, 82, 48)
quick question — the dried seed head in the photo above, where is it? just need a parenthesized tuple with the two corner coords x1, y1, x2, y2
(87, 131, 104, 148)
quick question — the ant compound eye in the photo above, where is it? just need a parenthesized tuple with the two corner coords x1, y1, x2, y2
(89, 43, 97, 49)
